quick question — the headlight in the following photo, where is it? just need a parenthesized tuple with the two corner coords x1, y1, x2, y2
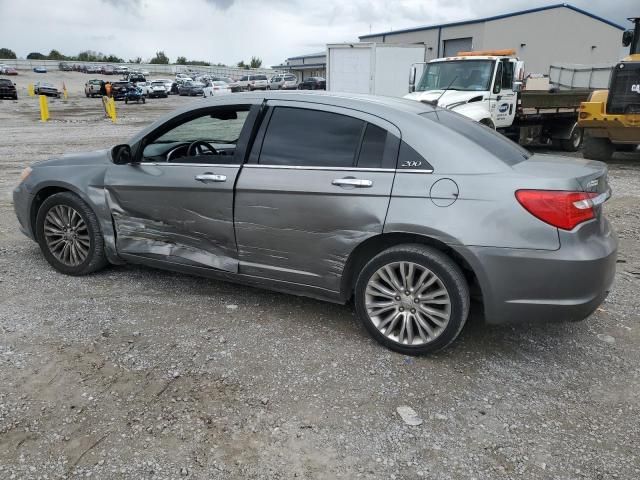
(19, 167, 32, 184)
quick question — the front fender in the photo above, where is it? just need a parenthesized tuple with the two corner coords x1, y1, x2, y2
(449, 102, 492, 124)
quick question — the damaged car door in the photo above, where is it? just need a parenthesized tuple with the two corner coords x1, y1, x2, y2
(105, 105, 257, 272)
(235, 101, 400, 292)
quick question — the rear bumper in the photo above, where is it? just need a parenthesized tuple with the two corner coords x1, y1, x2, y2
(458, 222, 617, 324)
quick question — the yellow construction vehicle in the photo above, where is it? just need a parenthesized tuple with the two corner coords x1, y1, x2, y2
(578, 17, 640, 160)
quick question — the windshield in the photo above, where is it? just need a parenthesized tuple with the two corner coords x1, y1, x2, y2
(417, 60, 495, 92)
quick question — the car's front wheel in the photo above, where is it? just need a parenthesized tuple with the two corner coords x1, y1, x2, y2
(35, 192, 109, 276)
(354, 245, 470, 355)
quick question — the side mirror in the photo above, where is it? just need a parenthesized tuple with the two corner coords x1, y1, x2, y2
(112, 144, 133, 165)
(622, 29, 633, 47)
(409, 66, 416, 93)
(512, 81, 523, 92)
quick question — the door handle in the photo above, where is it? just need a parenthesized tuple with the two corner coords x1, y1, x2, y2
(195, 173, 227, 183)
(332, 178, 373, 188)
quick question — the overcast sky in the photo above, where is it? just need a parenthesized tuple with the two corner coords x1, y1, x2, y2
(0, 0, 636, 66)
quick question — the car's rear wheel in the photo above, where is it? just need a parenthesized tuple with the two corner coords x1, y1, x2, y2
(354, 245, 469, 355)
(35, 192, 108, 276)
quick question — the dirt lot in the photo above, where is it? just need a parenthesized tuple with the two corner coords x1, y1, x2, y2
(1, 71, 639, 480)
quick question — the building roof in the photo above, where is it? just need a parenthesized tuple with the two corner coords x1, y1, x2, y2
(285, 51, 326, 61)
(359, 3, 625, 40)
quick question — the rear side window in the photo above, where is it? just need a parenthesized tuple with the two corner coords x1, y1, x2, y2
(423, 109, 530, 165)
(357, 124, 400, 169)
(259, 107, 364, 167)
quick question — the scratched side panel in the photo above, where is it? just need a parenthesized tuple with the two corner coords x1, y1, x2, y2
(105, 164, 240, 272)
(234, 168, 395, 291)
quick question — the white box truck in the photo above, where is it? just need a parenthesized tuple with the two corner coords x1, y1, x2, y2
(327, 43, 426, 97)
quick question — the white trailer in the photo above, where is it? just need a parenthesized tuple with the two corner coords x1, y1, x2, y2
(326, 43, 425, 97)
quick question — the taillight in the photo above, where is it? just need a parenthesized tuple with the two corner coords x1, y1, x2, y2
(515, 190, 598, 230)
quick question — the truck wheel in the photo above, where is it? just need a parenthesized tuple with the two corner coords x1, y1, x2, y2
(354, 244, 470, 355)
(479, 118, 495, 130)
(583, 136, 614, 161)
(559, 126, 583, 152)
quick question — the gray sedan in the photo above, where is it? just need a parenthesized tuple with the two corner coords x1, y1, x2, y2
(12, 92, 617, 354)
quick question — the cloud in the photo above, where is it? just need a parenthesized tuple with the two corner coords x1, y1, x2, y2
(204, 0, 235, 9)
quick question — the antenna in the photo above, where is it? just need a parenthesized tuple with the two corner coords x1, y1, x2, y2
(423, 75, 457, 107)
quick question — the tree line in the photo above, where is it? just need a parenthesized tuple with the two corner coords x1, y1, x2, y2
(0, 47, 264, 69)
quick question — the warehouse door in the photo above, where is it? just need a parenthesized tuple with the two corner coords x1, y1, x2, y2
(443, 37, 472, 56)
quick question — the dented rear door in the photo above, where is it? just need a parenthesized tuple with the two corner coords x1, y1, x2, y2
(105, 162, 240, 272)
(234, 101, 400, 292)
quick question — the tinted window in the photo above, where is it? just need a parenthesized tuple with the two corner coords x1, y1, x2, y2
(423, 109, 530, 165)
(259, 107, 364, 167)
(357, 124, 388, 168)
(240, 76, 248, 81)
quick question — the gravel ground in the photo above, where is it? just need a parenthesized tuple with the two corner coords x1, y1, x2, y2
(0, 71, 639, 480)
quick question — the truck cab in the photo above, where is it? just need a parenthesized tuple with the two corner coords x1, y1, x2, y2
(405, 50, 524, 129)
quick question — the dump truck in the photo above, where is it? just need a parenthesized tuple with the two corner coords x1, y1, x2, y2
(578, 17, 640, 160)
(405, 50, 590, 151)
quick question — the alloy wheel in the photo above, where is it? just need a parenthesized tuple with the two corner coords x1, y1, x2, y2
(43, 205, 90, 266)
(365, 261, 451, 346)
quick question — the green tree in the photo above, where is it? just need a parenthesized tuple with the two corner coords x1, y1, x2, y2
(128, 57, 142, 64)
(237, 60, 247, 69)
(176, 56, 187, 65)
(0, 48, 17, 59)
(249, 56, 262, 69)
(104, 54, 123, 63)
(149, 51, 170, 64)
(27, 52, 47, 60)
(48, 49, 66, 60)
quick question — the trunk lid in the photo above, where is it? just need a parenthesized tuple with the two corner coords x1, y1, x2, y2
(512, 154, 609, 194)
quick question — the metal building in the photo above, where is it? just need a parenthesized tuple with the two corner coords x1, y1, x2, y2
(271, 52, 326, 82)
(359, 3, 626, 74)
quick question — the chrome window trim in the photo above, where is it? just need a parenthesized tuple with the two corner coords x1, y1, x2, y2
(138, 162, 240, 167)
(244, 164, 433, 173)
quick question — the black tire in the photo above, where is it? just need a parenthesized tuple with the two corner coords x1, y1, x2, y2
(125, 98, 128, 104)
(479, 118, 495, 130)
(142, 97, 145, 104)
(615, 144, 637, 153)
(583, 135, 614, 161)
(354, 244, 470, 355)
(35, 192, 109, 276)
(13, 94, 17, 100)
(560, 126, 583, 152)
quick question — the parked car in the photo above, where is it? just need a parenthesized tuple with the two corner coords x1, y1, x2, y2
(33, 66, 47, 73)
(59, 62, 72, 71)
(178, 80, 205, 96)
(114, 66, 129, 75)
(0, 78, 17, 99)
(134, 81, 152, 95)
(175, 73, 192, 82)
(124, 85, 145, 104)
(84, 79, 103, 97)
(203, 81, 231, 97)
(12, 92, 617, 355)
(4, 67, 18, 76)
(236, 74, 268, 91)
(141, 69, 150, 76)
(298, 76, 326, 90)
(0, 64, 8, 74)
(154, 78, 174, 93)
(86, 65, 102, 74)
(111, 81, 130, 101)
(268, 74, 297, 90)
(34, 82, 60, 97)
(102, 65, 115, 75)
(128, 73, 146, 84)
(148, 80, 168, 98)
